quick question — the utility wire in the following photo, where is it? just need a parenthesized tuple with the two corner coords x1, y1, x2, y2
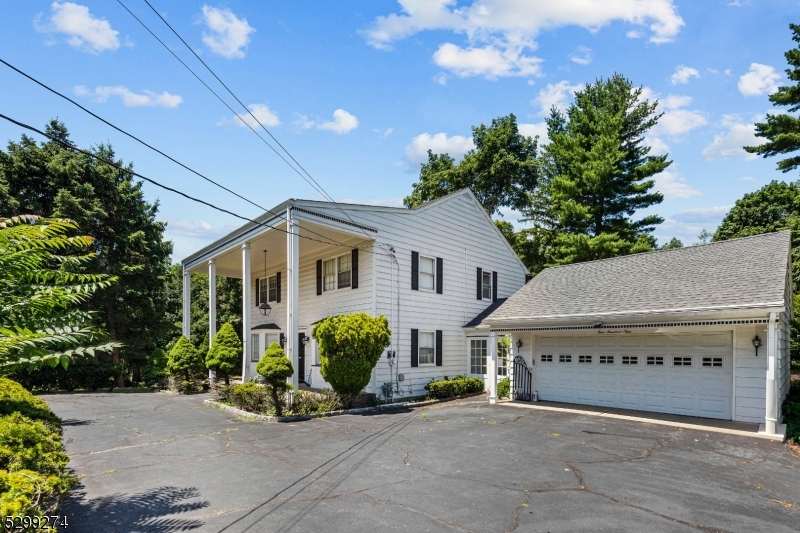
(130, 0, 377, 243)
(0, 57, 355, 249)
(0, 113, 376, 253)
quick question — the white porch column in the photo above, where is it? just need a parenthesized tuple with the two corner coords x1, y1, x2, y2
(241, 243, 251, 382)
(286, 207, 300, 393)
(182, 269, 191, 340)
(208, 259, 217, 383)
(488, 331, 497, 404)
(765, 312, 778, 434)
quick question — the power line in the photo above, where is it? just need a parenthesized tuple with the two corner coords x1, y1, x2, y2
(0, 113, 376, 254)
(129, 0, 377, 243)
(0, 57, 353, 249)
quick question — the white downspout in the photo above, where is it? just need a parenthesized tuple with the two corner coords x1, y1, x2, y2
(765, 311, 778, 435)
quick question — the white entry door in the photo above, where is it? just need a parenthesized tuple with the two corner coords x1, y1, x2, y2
(534, 332, 732, 420)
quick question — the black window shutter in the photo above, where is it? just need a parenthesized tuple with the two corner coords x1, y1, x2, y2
(255, 278, 260, 306)
(276, 271, 281, 303)
(279, 333, 285, 348)
(411, 251, 419, 290)
(351, 249, 359, 289)
(316, 259, 323, 295)
(476, 267, 482, 300)
(436, 257, 443, 294)
(435, 330, 442, 366)
(410, 329, 419, 367)
(492, 271, 498, 302)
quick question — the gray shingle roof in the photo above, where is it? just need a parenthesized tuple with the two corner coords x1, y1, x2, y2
(486, 231, 791, 325)
(464, 298, 507, 328)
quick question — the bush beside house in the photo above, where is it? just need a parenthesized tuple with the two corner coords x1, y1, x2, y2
(427, 376, 485, 399)
(784, 381, 800, 444)
(167, 336, 206, 393)
(206, 323, 240, 385)
(0, 378, 75, 520)
(256, 343, 294, 416)
(313, 313, 391, 399)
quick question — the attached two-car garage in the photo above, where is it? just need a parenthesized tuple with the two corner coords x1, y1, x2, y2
(534, 332, 732, 419)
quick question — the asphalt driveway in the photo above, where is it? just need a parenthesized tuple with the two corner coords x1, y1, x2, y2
(44, 392, 800, 533)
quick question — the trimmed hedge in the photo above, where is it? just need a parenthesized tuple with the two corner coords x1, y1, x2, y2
(784, 381, 800, 443)
(0, 378, 75, 523)
(426, 376, 485, 399)
(215, 383, 271, 414)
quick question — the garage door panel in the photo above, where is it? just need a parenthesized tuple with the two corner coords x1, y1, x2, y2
(535, 332, 732, 420)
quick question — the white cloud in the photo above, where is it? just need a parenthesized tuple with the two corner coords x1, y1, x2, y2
(644, 136, 670, 154)
(533, 80, 582, 115)
(383, 127, 394, 138)
(405, 132, 475, 165)
(656, 205, 730, 244)
(74, 85, 182, 108)
(670, 65, 700, 85)
(201, 5, 255, 59)
(626, 30, 642, 38)
(221, 103, 280, 128)
(317, 109, 359, 134)
(518, 122, 548, 143)
(701, 119, 759, 160)
(740, 176, 756, 182)
(294, 114, 315, 130)
(35, 2, 120, 54)
(363, 0, 683, 78)
(569, 46, 592, 66)
(738, 63, 781, 96)
(433, 73, 448, 85)
(642, 88, 707, 136)
(652, 171, 701, 199)
(432, 42, 542, 78)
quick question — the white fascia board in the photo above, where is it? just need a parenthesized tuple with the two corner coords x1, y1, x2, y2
(485, 304, 785, 329)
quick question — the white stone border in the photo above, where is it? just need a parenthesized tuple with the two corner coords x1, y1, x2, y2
(203, 392, 485, 423)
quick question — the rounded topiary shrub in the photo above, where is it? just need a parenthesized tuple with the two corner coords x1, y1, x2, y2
(313, 312, 391, 399)
(256, 342, 294, 416)
(206, 323, 241, 385)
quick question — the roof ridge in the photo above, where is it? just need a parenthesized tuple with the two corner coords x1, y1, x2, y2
(541, 230, 791, 273)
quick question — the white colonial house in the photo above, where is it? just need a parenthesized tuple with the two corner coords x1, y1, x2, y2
(476, 231, 793, 437)
(181, 189, 528, 400)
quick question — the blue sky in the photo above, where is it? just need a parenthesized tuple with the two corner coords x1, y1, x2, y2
(0, 1, 797, 260)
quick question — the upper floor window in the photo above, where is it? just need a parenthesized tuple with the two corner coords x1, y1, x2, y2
(268, 274, 278, 302)
(482, 270, 492, 300)
(419, 256, 435, 291)
(323, 253, 351, 292)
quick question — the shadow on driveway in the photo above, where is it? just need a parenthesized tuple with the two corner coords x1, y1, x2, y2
(63, 485, 210, 532)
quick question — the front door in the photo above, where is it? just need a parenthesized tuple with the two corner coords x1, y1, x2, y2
(298, 333, 306, 383)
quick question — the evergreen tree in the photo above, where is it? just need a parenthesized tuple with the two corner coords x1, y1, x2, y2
(167, 336, 204, 390)
(404, 114, 539, 214)
(206, 323, 240, 385)
(256, 342, 293, 416)
(745, 24, 800, 172)
(0, 121, 172, 386)
(533, 75, 670, 264)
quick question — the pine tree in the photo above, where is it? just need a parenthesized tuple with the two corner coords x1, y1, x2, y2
(168, 336, 204, 391)
(534, 75, 670, 264)
(745, 24, 800, 172)
(256, 342, 293, 416)
(404, 114, 539, 214)
(0, 121, 172, 386)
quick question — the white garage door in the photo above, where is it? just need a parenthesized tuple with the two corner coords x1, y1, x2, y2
(534, 332, 732, 419)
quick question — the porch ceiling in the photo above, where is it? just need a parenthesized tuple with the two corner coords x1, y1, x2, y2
(185, 219, 372, 278)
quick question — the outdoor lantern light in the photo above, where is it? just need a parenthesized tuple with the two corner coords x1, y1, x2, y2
(752, 335, 762, 356)
(302, 335, 310, 346)
(259, 250, 271, 316)
(516, 339, 523, 349)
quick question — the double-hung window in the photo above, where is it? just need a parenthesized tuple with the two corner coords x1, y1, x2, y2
(258, 279, 268, 305)
(470, 339, 487, 374)
(268, 275, 278, 302)
(482, 270, 492, 300)
(419, 256, 435, 291)
(250, 334, 260, 362)
(323, 254, 351, 292)
(419, 332, 435, 365)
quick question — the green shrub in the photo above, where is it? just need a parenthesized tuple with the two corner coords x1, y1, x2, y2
(0, 378, 60, 430)
(0, 469, 73, 519)
(0, 413, 69, 475)
(427, 376, 485, 399)
(784, 381, 800, 443)
(206, 323, 241, 385)
(292, 389, 344, 415)
(231, 382, 270, 413)
(256, 343, 293, 416)
(313, 312, 391, 398)
(142, 348, 169, 387)
(168, 336, 205, 392)
(497, 377, 511, 399)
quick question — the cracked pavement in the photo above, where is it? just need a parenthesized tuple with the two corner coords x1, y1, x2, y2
(45, 392, 800, 532)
